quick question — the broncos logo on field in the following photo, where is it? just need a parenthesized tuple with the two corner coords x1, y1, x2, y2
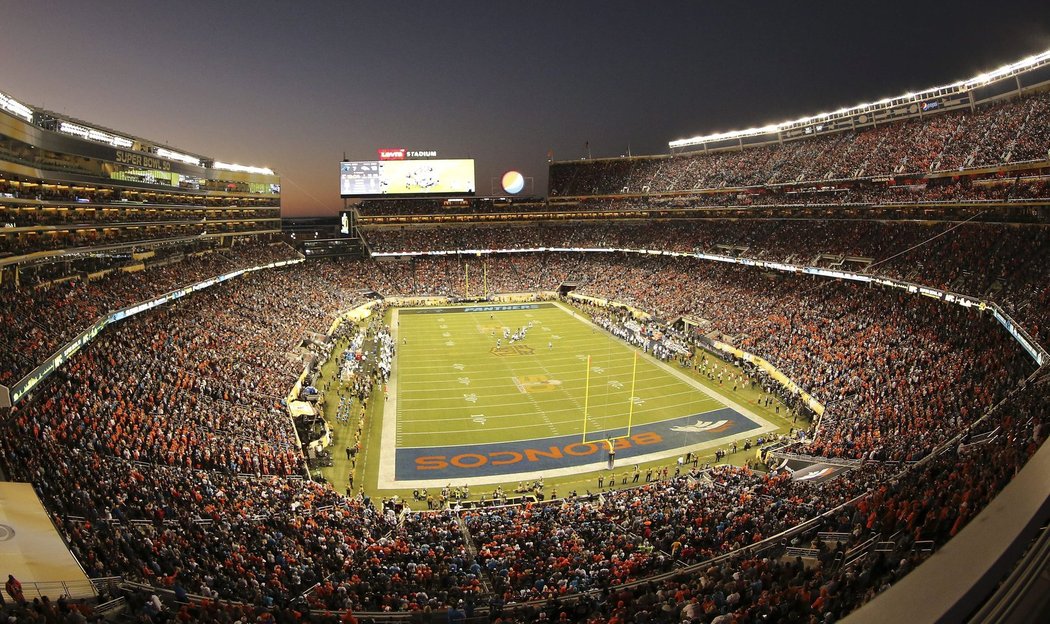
(670, 419, 731, 433)
(513, 375, 562, 394)
(491, 344, 535, 357)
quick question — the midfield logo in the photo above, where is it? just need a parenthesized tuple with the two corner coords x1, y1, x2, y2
(512, 375, 562, 394)
(490, 344, 535, 357)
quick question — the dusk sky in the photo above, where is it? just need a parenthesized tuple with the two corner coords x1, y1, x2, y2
(1, 1, 1048, 216)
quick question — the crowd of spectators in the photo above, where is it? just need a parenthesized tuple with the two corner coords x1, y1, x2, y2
(361, 219, 1050, 349)
(0, 239, 300, 385)
(3, 360, 1044, 620)
(549, 91, 1050, 196)
(9, 239, 1036, 463)
(0, 176, 278, 208)
(1, 54, 1046, 624)
(4, 243, 1039, 467)
(0, 220, 276, 257)
(0, 205, 277, 228)
(354, 176, 1050, 223)
(9, 279, 309, 475)
(565, 254, 1033, 460)
(282, 252, 1039, 465)
(0, 238, 1045, 621)
(0, 174, 279, 259)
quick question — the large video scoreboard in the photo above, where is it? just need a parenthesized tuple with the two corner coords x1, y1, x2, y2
(340, 158, 475, 197)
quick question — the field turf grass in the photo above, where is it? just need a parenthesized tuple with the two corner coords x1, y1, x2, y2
(319, 301, 802, 502)
(393, 302, 719, 448)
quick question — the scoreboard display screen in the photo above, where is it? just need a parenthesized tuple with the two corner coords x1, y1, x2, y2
(340, 159, 475, 197)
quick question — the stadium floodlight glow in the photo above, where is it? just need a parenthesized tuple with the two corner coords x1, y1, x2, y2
(156, 148, 201, 166)
(59, 121, 133, 148)
(669, 48, 1050, 150)
(0, 91, 33, 122)
(213, 161, 275, 175)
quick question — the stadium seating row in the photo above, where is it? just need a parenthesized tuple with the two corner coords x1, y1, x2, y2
(549, 92, 1050, 196)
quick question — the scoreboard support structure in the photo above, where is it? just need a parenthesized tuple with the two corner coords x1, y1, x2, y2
(340, 197, 360, 240)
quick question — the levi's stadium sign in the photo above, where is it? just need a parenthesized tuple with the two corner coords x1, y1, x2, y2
(378, 148, 438, 160)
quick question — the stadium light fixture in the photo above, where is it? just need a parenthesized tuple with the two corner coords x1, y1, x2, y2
(156, 148, 201, 166)
(59, 121, 134, 148)
(0, 91, 33, 122)
(669, 48, 1050, 150)
(213, 161, 275, 176)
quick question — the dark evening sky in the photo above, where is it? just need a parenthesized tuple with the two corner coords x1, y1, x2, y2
(1, 1, 1048, 216)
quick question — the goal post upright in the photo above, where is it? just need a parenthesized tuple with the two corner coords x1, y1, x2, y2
(582, 350, 637, 470)
(581, 355, 591, 442)
(626, 350, 638, 438)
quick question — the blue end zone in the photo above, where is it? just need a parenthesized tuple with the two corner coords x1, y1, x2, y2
(395, 407, 759, 480)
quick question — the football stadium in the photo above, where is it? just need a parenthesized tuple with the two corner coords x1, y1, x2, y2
(0, 5, 1048, 623)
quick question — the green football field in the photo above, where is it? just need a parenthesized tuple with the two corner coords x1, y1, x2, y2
(392, 302, 724, 448)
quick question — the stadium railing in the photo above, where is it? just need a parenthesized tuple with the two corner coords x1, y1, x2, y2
(15, 576, 121, 601)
